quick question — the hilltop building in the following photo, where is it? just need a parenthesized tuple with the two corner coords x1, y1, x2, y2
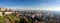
(0, 8, 13, 16)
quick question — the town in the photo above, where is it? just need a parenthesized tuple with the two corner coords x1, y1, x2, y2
(0, 8, 60, 23)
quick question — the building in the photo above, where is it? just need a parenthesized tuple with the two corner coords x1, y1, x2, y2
(0, 8, 13, 16)
(0, 12, 3, 16)
(0, 8, 6, 11)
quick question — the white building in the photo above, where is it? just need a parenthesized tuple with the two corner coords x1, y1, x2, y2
(0, 8, 13, 16)
(0, 8, 6, 11)
(4, 12, 13, 15)
(0, 12, 3, 16)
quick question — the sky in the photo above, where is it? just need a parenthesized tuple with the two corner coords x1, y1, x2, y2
(0, 0, 60, 11)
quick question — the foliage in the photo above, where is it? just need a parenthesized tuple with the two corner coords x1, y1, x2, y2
(0, 15, 34, 23)
(0, 16, 4, 23)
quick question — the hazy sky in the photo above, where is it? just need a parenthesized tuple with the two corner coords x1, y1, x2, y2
(0, 0, 60, 11)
